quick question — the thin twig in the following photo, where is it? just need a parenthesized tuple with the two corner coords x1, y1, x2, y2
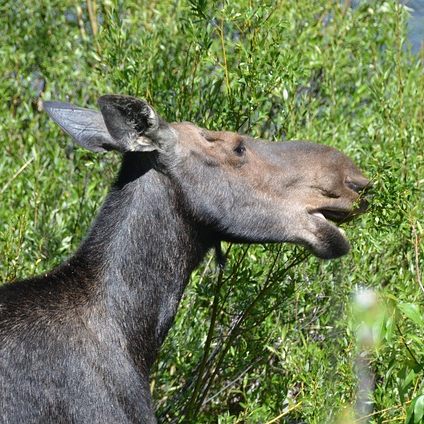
(412, 223, 423, 294)
(217, 19, 230, 93)
(264, 402, 303, 424)
(184, 245, 231, 419)
(353, 399, 410, 423)
(86, 0, 98, 36)
(76, 5, 87, 40)
(204, 361, 256, 404)
(195, 253, 307, 412)
(0, 157, 34, 195)
(197, 253, 215, 287)
(396, 322, 422, 367)
(160, 249, 306, 419)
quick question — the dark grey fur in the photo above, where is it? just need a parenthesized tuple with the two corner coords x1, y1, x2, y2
(0, 95, 370, 423)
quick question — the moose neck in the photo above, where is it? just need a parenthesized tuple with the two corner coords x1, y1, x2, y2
(76, 153, 209, 371)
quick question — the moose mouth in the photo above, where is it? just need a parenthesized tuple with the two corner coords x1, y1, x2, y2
(310, 208, 356, 224)
(306, 207, 365, 259)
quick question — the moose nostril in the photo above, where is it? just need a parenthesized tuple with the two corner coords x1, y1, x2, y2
(346, 179, 372, 194)
(346, 181, 362, 193)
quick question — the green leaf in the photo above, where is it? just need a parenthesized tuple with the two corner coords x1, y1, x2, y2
(402, 369, 416, 393)
(414, 395, 424, 424)
(398, 303, 424, 327)
(407, 397, 415, 424)
(406, 395, 424, 424)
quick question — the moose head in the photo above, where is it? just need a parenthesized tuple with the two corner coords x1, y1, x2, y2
(45, 95, 370, 260)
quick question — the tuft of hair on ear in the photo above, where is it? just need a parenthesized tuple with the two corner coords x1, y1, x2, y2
(214, 241, 226, 269)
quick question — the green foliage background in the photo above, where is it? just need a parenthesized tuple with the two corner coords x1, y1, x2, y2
(0, 0, 423, 422)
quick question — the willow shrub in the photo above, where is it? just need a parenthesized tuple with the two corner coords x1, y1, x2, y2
(1, 1, 423, 422)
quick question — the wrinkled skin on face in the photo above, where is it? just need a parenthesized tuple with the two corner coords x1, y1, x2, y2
(44, 95, 370, 259)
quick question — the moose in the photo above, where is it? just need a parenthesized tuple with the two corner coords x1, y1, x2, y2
(0, 95, 370, 423)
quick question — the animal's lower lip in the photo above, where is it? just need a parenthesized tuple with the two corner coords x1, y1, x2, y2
(310, 211, 347, 237)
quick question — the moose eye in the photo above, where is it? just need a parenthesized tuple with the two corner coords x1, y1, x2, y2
(234, 142, 246, 156)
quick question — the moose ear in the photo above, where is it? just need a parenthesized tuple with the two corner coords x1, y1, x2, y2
(97, 95, 167, 153)
(43, 101, 116, 152)
(44, 96, 172, 154)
